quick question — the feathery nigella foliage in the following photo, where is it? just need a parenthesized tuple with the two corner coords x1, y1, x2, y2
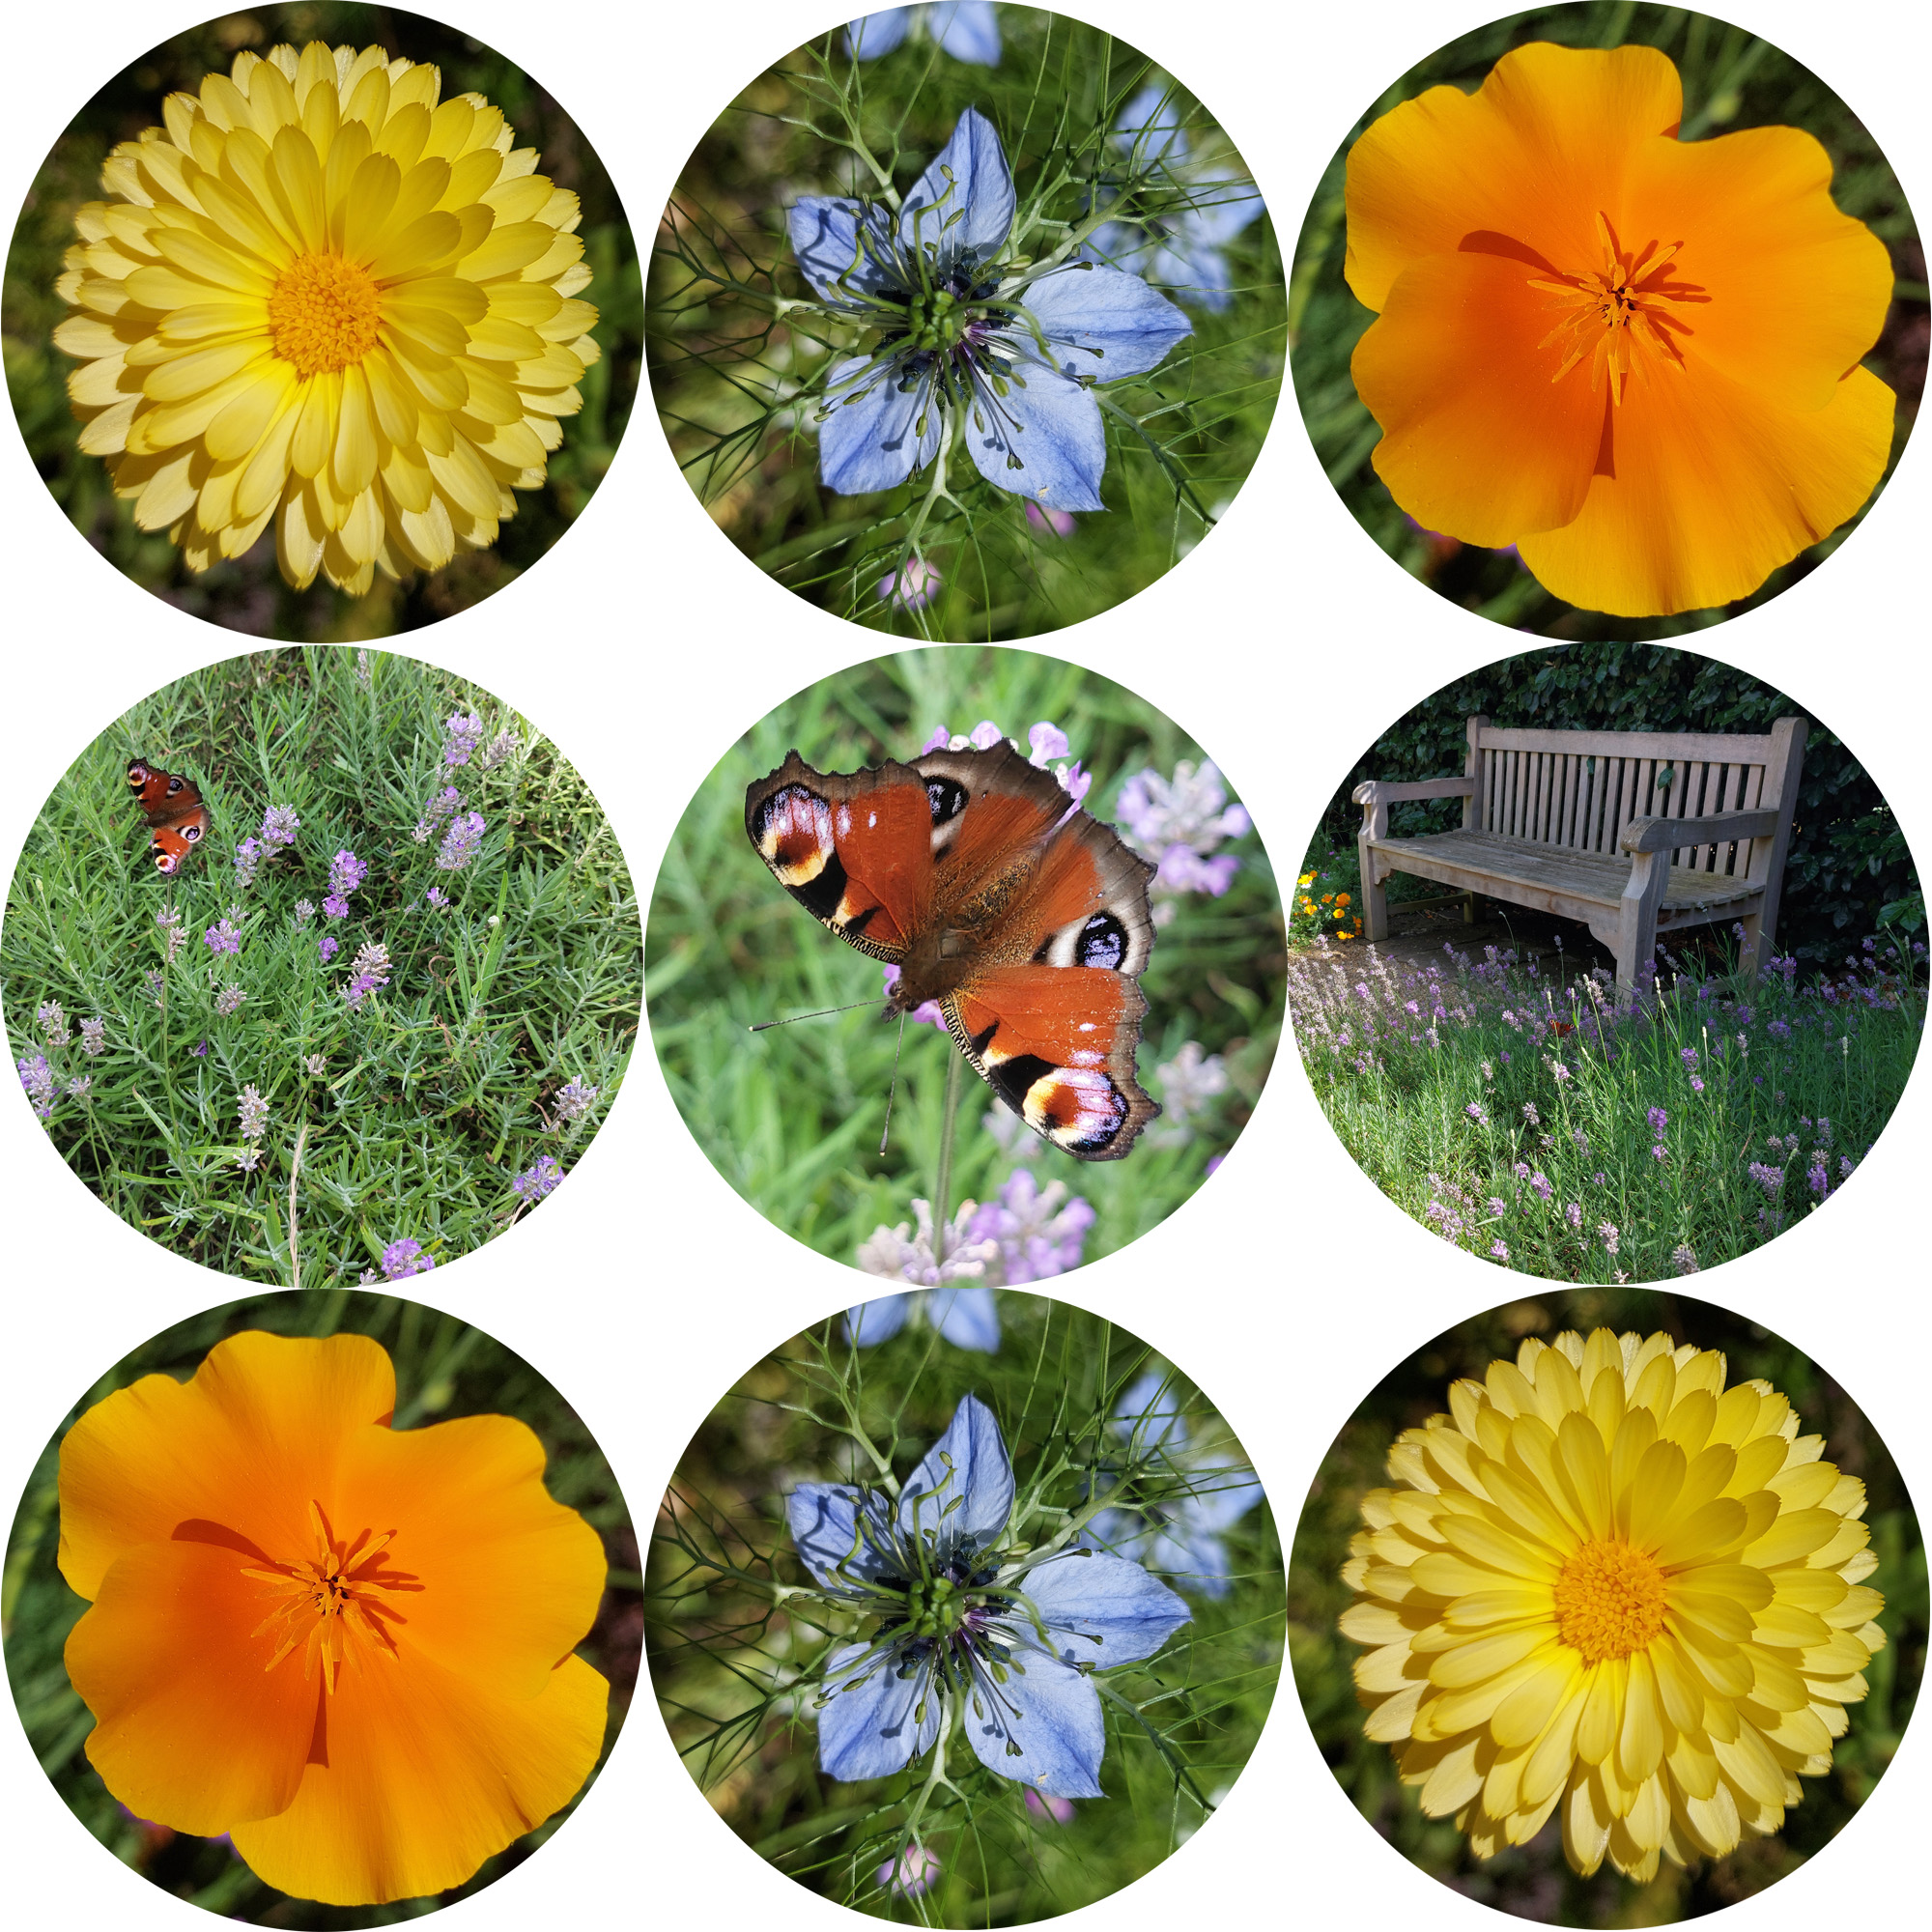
(649, 14, 1282, 636)
(647, 1298, 1283, 1918)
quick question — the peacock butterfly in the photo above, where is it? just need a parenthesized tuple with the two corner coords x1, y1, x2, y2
(128, 759, 210, 875)
(746, 739, 1160, 1159)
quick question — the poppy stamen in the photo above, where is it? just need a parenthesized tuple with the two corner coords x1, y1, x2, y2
(1529, 212, 1705, 404)
(242, 1500, 417, 1691)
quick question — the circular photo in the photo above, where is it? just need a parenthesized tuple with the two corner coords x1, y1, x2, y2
(1289, 3, 1924, 634)
(2, 645, 639, 1283)
(1291, 1290, 1922, 1921)
(3, 1288, 639, 1920)
(645, 646, 1281, 1307)
(1285, 641, 1923, 1283)
(647, 4, 1283, 638)
(647, 1288, 1283, 1918)
(6, 5, 639, 638)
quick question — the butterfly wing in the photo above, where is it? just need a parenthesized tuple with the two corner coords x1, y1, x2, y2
(128, 758, 210, 874)
(745, 751, 934, 961)
(939, 784, 1159, 1160)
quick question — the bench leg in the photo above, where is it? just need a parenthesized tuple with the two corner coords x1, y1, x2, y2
(1359, 838, 1390, 943)
(1463, 891, 1478, 925)
(1615, 853, 1668, 990)
(1737, 909, 1764, 980)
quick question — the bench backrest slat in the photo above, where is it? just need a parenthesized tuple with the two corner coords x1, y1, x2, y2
(1467, 718, 1801, 883)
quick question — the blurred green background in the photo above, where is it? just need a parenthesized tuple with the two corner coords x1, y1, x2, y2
(2, 1289, 640, 1925)
(647, 1293, 1285, 1922)
(1291, 1288, 1925, 1924)
(1289, 2, 1927, 639)
(643, 647, 1284, 1276)
(3, 3, 641, 639)
(648, 6, 1285, 639)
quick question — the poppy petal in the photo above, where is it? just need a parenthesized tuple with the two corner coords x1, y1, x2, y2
(1619, 125, 1894, 411)
(228, 1650, 609, 1905)
(65, 1536, 318, 1834)
(1347, 43, 1683, 312)
(1352, 246, 1605, 545)
(1517, 361, 1895, 615)
(328, 1413, 608, 1701)
(59, 1331, 397, 1601)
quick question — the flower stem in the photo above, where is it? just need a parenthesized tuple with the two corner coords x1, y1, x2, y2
(931, 1049, 964, 1265)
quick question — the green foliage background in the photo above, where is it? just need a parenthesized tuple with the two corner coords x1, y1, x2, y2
(1291, 1288, 1925, 1924)
(1311, 642, 1920, 964)
(647, 1294, 1284, 1923)
(1289, 1, 1927, 638)
(648, 7, 1284, 639)
(0, 645, 640, 1282)
(3, 2, 641, 640)
(2, 1289, 640, 1926)
(643, 647, 1283, 1277)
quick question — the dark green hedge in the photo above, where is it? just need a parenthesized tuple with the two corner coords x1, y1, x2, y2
(1318, 644, 1918, 963)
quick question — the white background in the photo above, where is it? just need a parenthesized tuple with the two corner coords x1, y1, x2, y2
(0, 0, 1925, 1926)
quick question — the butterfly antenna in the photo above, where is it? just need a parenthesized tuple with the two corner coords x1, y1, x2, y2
(750, 998, 889, 1033)
(878, 1013, 907, 1156)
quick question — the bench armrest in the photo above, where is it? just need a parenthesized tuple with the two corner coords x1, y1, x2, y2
(1352, 777, 1477, 809)
(1621, 810, 1782, 855)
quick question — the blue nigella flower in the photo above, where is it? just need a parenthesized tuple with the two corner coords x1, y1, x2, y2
(847, 1287, 1000, 1350)
(1081, 1369, 1264, 1600)
(788, 108, 1192, 509)
(787, 1394, 1190, 1795)
(847, 3, 1002, 65)
(1086, 83, 1264, 314)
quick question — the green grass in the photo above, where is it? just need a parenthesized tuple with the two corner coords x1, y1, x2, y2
(1, 1289, 639, 1927)
(647, 14, 1284, 639)
(646, 1294, 1284, 1922)
(643, 647, 1283, 1278)
(1287, 929, 1925, 1282)
(1, 647, 640, 1283)
(1288, 1, 1925, 639)
(1291, 1287, 1926, 1924)
(2, 2, 640, 640)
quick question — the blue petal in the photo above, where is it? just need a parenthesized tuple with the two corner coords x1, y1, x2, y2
(1185, 1465, 1264, 1533)
(930, 1285, 1000, 1351)
(899, 107, 1014, 269)
(846, 1293, 914, 1346)
(818, 1639, 943, 1780)
(1151, 1520, 1234, 1600)
(846, 9, 913, 59)
(787, 1483, 900, 1590)
(963, 357, 1106, 512)
(929, 1, 1002, 64)
(818, 355, 942, 496)
(961, 1648, 1104, 1797)
(1018, 1548, 1192, 1666)
(1187, 172, 1265, 246)
(1115, 80, 1188, 167)
(1019, 263, 1192, 381)
(898, 1392, 1013, 1557)
(789, 197, 901, 306)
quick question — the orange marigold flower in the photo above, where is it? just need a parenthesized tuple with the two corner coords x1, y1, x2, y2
(1346, 43, 1895, 616)
(58, 1331, 609, 1906)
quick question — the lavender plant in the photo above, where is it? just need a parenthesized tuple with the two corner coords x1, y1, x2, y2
(1289, 929, 1925, 1281)
(2, 648, 639, 1284)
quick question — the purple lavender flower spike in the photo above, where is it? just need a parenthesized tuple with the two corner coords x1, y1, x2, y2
(435, 811, 486, 872)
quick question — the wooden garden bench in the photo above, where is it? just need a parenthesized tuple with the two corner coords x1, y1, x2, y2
(1353, 716, 1808, 986)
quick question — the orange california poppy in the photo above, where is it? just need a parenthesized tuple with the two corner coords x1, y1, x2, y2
(58, 1330, 609, 1905)
(1345, 43, 1895, 616)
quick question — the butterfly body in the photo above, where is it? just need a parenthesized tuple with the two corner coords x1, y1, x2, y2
(128, 759, 209, 874)
(747, 741, 1159, 1159)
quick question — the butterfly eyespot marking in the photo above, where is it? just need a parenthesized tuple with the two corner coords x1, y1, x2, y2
(1022, 1065, 1129, 1154)
(924, 778, 968, 826)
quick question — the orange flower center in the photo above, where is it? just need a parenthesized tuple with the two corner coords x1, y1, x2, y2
(1553, 1537, 1667, 1663)
(243, 1500, 418, 1690)
(1529, 212, 1708, 405)
(268, 253, 383, 377)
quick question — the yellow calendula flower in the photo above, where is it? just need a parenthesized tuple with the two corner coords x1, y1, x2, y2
(1340, 1328, 1884, 1882)
(53, 41, 600, 594)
